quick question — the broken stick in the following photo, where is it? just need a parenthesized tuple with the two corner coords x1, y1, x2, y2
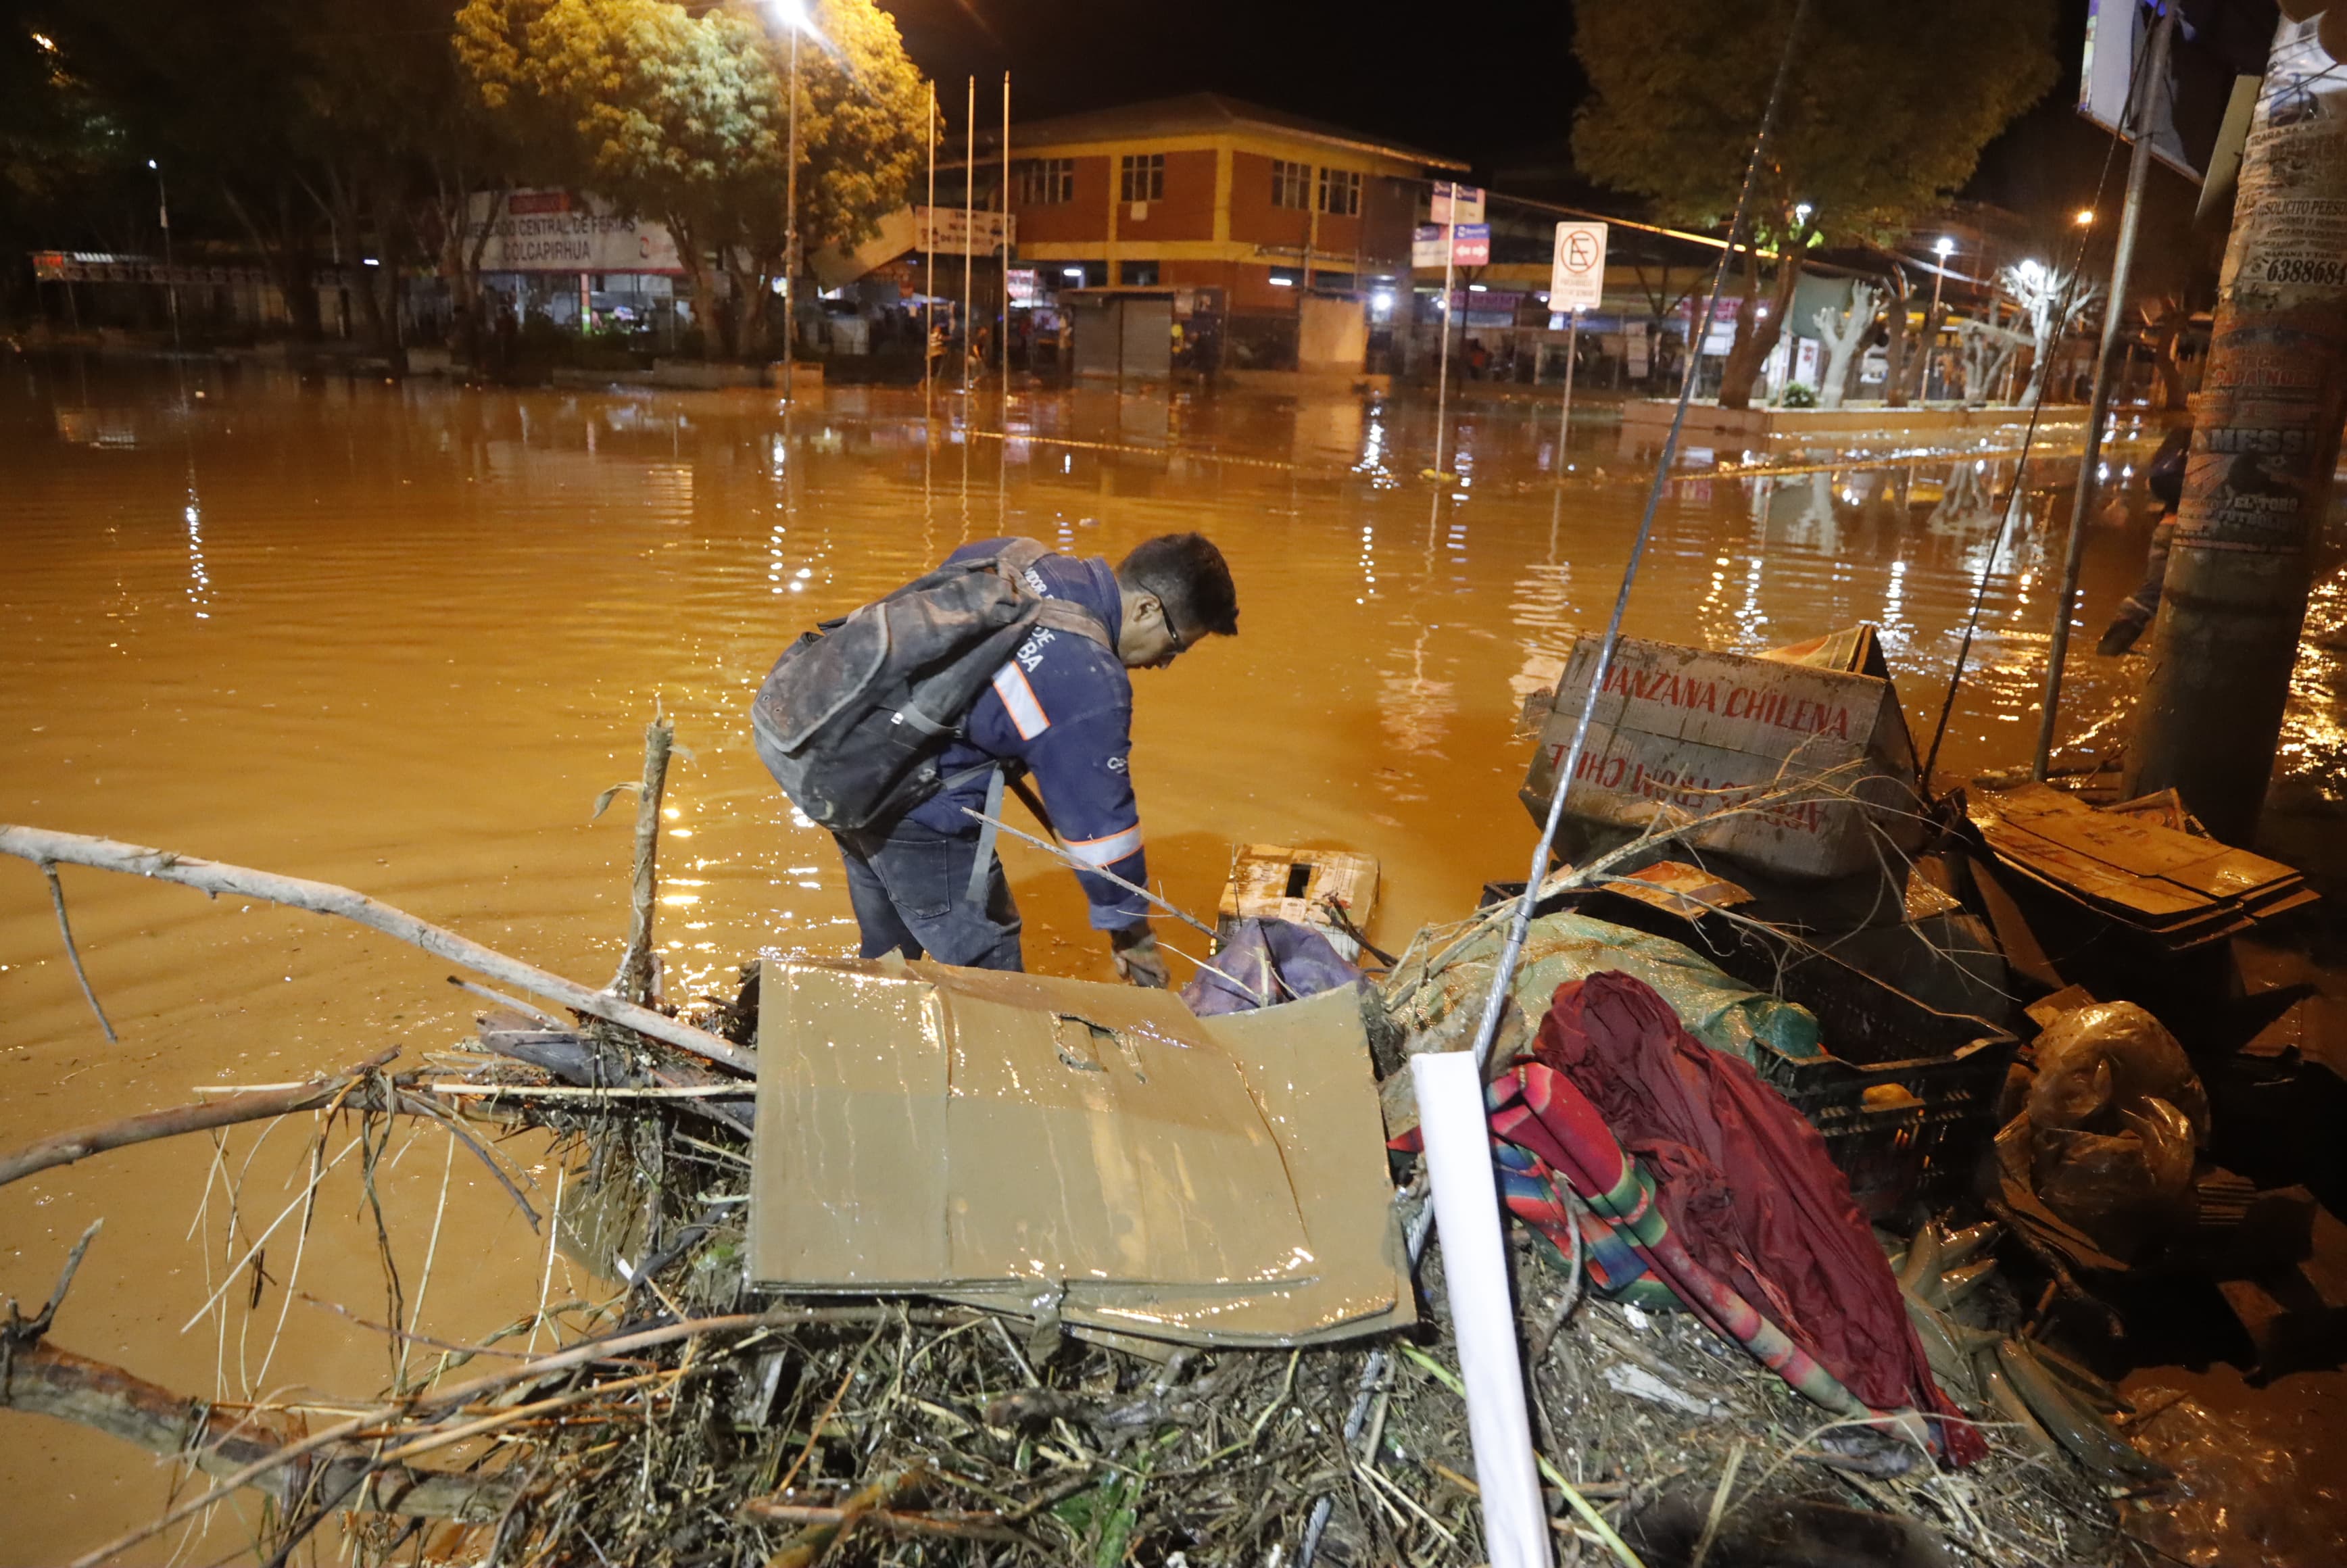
(0, 1048, 401, 1190)
(0, 825, 751, 1075)
(0, 1338, 512, 1523)
(611, 713, 675, 1005)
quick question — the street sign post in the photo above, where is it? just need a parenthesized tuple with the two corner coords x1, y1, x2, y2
(1547, 221, 1607, 456)
(1449, 222, 1491, 266)
(1431, 182, 1485, 226)
(1548, 221, 1607, 312)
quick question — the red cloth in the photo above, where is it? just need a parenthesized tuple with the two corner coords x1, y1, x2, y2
(1534, 972, 1976, 1456)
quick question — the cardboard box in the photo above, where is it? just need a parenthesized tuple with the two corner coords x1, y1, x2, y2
(1217, 845, 1380, 959)
(1520, 629, 1925, 882)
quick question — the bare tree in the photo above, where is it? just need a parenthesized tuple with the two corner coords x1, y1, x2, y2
(1812, 280, 1881, 409)
(2000, 260, 2098, 406)
(1954, 314, 2028, 406)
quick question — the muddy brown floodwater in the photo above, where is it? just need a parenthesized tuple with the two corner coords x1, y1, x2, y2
(0, 358, 2309, 1562)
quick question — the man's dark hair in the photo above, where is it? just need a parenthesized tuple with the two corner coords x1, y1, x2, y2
(1116, 533, 1238, 638)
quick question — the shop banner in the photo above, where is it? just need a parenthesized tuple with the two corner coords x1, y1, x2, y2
(464, 189, 683, 274)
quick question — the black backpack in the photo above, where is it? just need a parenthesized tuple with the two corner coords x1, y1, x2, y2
(750, 539, 1111, 832)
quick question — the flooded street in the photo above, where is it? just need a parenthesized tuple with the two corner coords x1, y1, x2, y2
(0, 359, 2300, 1560)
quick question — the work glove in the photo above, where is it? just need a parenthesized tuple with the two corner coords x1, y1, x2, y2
(1109, 924, 1169, 989)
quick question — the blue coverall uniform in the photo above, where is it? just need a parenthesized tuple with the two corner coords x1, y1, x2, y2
(833, 539, 1150, 969)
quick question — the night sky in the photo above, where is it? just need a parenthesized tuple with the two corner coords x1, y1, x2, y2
(879, 0, 2205, 238)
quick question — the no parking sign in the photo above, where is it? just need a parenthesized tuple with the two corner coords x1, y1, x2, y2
(1549, 221, 1608, 312)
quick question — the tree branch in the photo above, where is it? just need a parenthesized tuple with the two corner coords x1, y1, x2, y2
(0, 1339, 513, 1523)
(0, 1048, 400, 1189)
(0, 826, 751, 1075)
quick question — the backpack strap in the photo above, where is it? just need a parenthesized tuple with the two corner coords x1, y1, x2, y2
(1032, 598, 1115, 650)
(990, 537, 1118, 652)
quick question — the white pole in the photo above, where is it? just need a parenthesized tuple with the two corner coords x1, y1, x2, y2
(1555, 307, 1580, 464)
(1430, 187, 1457, 478)
(924, 81, 936, 410)
(1410, 1052, 1555, 1568)
(782, 19, 799, 401)
(961, 75, 974, 396)
(1002, 71, 1011, 407)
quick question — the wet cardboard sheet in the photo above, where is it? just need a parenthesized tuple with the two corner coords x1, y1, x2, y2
(751, 959, 1411, 1348)
(1969, 783, 2315, 948)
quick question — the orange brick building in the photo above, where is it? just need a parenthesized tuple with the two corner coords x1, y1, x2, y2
(975, 95, 1465, 367)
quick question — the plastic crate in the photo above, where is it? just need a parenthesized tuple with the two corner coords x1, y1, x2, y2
(1567, 890, 2016, 1219)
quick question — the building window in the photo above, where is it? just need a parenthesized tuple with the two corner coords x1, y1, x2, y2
(1270, 159, 1311, 211)
(1119, 260, 1159, 287)
(1317, 167, 1361, 217)
(1119, 153, 1164, 203)
(1017, 157, 1074, 205)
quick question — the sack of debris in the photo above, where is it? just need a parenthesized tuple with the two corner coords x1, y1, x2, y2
(2018, 1002, 2208, 1259)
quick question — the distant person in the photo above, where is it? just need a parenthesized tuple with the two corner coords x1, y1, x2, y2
(2097, 420, 2192, 655)
(925, 313, 948, 379)
(761, 533, 1239, 985)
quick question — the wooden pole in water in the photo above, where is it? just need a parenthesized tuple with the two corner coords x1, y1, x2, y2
(2126, 14, 2347, 840)
(2033, 4, 2173, 781)
(612, 713, 673, 1005)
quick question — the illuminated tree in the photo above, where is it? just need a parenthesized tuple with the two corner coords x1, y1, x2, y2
(1573, 0, 2056, 408)
(455, 0, 925, 359)
(2000, 259, 2096, 406)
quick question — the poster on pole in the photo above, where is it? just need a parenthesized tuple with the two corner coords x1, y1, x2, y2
(1411, 224, 1449, 268)
(1430, 182, 1485, 226)
(1548, 220, 1607, 312)
(1449, 223, 1491, 266)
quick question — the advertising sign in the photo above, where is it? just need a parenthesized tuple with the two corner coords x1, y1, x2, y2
(1414, 222, 1490, 268)
(915, 206, 1015, 253)
(1547, 220, 1608, 312)
(2078, 0, 2253, 183)
(1006, 266, 1040, 306)
(464, 190, 683, 274)
(1430, 182, 1485, 226)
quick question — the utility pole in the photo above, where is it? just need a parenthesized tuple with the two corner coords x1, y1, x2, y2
(2126, 15, 2347, 841)
(149, 159, 180, 351)
(2034, 5, 2173, 780)
(961, 75, 974, 397)
(924, 80, 936, 412)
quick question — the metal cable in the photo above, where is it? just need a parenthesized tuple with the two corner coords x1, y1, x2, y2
(1920, 30, 2153, 781)
(1297, 5, 1816, 1559)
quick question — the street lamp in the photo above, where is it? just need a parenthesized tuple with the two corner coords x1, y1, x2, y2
(1793, 201, 1814, 230)
(763, 0, 815, 401)
(2075, 207, 2096, 227)
(149, 158, 180, 350)
(1928, 237, 1956, 400)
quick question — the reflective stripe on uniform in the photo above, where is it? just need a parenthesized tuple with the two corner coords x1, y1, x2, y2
(991, 662, 1050, 739)
(1064, 824, 1143, 867)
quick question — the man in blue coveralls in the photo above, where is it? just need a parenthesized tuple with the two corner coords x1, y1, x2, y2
(832, 533, 1238, 987)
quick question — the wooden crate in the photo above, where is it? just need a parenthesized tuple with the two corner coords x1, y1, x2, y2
(1217, 846, 1380, 960)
